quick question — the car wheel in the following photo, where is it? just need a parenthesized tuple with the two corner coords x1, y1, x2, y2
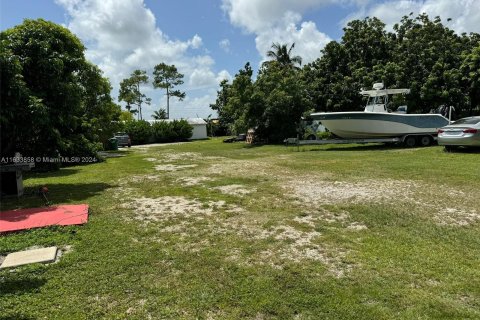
(307, 134, 316, 140)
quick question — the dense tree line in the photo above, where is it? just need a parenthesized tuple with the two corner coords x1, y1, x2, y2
(1, 19, 121, 165)
(211, 14, 480, 143)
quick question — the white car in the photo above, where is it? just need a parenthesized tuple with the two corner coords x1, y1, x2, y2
(437, 116, 480, 151)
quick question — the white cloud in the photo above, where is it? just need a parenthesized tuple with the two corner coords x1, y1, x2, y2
(219, 39, 231, 53)
(189, 69, 232, 88)
(216, 70, 232, 83)
(222, 0, 338, 33)
(345, 0, 480, 34)
(221, 0, 336, 64)
(222, 0, 480, 65)
(255, 14, 332, 65)
(170, 93, 219, 119)
(55, 0, 223, 119)
(189, 34, 203, 49)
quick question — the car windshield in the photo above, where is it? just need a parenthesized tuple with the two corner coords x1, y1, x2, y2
(452, 118, 480, 125)
(115, 132, 127, 135)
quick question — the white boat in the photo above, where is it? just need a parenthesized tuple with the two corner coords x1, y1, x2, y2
(311, 83, 450, 141)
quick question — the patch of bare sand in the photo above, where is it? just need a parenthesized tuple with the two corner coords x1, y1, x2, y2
(284, 177, 478, 227)
(204, 160, 274, 177)
(293, 215, 317, 227)
(223, 219, 352, 277)
(123, 196, 242, 222)
(154, 164, 197, 171)
(213, 184, 255, 196)
(293, 210, 350, 226)
(176, 176, 213, 186)
(434, 208, 480, 226)
(124, 198, 353, 277)
(156, 151, 225, 163)
(126, 174, 163, 183)
(347, 222, 368, 231)
(285, 178, 418, 205)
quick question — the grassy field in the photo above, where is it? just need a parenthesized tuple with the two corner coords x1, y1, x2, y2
(1, 139, 479, 319)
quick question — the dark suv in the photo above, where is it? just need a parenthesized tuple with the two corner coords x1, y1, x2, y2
(113, 132, 131, 147)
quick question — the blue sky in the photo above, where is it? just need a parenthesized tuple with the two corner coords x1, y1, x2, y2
(2, 0, 479, 119)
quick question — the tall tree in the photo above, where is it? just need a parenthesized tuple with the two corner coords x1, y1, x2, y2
(153, 63, 186, 119)
(210, 79, 232, 132)
(118, 70, 151, 120)
(246, 61, 311, 142)
(266, 43, 302, 67)
(461, 43, 480, 115)
(217, 63, 255, 134)
(1, 19, 119, 162)
(392, 14, 470, 113)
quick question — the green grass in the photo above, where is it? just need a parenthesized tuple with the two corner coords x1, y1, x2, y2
(1, 139, 479, 319)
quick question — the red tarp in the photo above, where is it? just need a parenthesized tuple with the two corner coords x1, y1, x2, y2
(0, 204, 89, 233)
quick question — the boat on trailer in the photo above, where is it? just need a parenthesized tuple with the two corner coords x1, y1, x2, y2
(311, 83, 450, 146)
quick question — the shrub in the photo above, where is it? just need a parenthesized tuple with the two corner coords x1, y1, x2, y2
(151, 120, 193, 143)
(172, 119, 193, 140)
(124, 120, 152, 145)
(151, 121, 173, 142)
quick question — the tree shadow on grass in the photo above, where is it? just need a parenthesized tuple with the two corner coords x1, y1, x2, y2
(1, 182, 111, 211)
(0, 316, 36, 320)
(306, 143, 418, 152)
(0, 277, 47, 295)
(24, 168, 81, 180)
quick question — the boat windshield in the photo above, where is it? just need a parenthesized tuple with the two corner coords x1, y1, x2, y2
(367, 95, 386, 105)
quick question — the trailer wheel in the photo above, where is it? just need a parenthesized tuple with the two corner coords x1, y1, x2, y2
(419, 135, 432, 147)
(404, 136, 417, 148)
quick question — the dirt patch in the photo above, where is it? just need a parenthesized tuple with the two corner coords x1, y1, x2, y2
(143, 157, 158, 162)
(126, 299, 147, 316)
(156, 151, 225, 163)
(161, 152, 201, 162)
(223, 219, 353, 277)
(293, 215, 317, 227)
(214, 184, 255, 196)
(123, 196, 242, 223)
(204, 160, 276, 177)
(284, 177, 478, 227)
(347, 222, 368, 231)
(127, 174, 163, 183)
(54, 245, 73, 263)
(176, 176, 213, 186)
(154, 164, 197, 171)
(285, 178, 419, 205)
(434, 208, 480, 226)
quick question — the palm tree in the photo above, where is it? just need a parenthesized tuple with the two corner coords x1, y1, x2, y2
(152, 108, 167, 120)
(266, 43, 302, 67)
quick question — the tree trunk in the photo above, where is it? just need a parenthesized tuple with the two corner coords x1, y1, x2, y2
(166, 86, 170, 119)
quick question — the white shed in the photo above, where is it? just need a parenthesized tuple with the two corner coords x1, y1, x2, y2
(185, 118, 208, 140)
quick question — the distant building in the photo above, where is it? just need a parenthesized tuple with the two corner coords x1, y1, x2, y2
(147, 118, 208, 140)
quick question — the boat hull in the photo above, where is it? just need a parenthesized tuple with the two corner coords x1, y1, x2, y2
(311, 112, 450, 139)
